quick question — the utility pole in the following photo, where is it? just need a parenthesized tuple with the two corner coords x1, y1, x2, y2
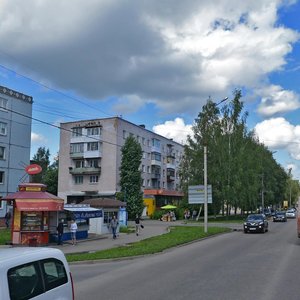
(261, 174, 264, 213)
(204, 145, 208, 233)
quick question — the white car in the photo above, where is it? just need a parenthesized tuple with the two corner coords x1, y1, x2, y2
(286, 209, 296, 218)
(0, 247, 74, 300)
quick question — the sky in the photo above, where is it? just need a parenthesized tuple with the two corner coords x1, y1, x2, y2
(0, 0, 299, 180)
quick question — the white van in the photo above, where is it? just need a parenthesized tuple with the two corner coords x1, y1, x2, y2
(0, 247, 74, 300)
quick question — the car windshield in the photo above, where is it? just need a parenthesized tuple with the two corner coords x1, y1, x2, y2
(247, 215, 263, 221)
(287, 210, 294, 213)
(276, 212, 285, 215)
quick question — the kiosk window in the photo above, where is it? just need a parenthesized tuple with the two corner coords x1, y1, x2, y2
(21, 212, 43, 231)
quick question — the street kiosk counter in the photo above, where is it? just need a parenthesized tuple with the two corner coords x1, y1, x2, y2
(3, 183, 64, 246)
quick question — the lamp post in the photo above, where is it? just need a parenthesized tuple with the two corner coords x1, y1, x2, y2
(203, 97, 228, 233)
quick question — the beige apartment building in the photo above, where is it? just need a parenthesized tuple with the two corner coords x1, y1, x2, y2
(58, 117, 184, 212)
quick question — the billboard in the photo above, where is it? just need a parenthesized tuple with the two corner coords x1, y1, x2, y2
(188, 185, 212, 204)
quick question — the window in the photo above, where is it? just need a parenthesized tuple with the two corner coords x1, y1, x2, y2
(41, 258, 68, 291)
(70, 143, 84, 153)
(142, 179, 145, 187)
(0, 97, 8, 110)
(7, 258, 69, 300)
(87, 142, 98, 151)
(123, 130, 126, 139)
(142, 137, 145, 145)
(152, 138, 161, 148)
(151, 152, 161, 162)
(75, 160, 84, 168)
(142, 152, 146, 159)
(72, 127, 82, 137)
(90, 175, 99, 183)
(147, 166, 150, 173)
(8, 261, 44, 299)
(0, 122, 7, 135)
(74, 176, 83, 184)
(0, 146, 5, 159)
(142, 165, 145, 172)
(87, 127, 101, 136)
(87, 159, 99, 168)
(0, 171, 4, 184)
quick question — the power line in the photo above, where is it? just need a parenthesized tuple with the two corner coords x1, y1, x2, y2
(0, 63, 113, 117)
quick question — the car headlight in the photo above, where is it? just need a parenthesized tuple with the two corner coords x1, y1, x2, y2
(244, 222, 247, 225)
(259, 222, 264, 225)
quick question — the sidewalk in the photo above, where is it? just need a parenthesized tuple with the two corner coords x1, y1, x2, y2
(0, 220, 241, 255)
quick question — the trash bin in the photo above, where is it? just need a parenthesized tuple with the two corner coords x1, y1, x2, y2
(29, 238, 37, 247)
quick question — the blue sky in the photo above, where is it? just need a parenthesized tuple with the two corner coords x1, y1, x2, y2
(0, 0, 300, 179)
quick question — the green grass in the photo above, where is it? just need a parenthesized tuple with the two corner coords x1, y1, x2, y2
(0, 228, 11, 245)
(66, 226, 230, 262)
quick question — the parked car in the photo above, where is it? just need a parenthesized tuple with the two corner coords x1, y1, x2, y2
(244, 214, 269, 233)
(0, 247, 74, 300)
(273, 211, 287, 222)
(286, 209, 296, 218)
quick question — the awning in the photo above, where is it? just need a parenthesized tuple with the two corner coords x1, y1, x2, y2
(64, 207, 103, 219)
(15, 199, 64, 211)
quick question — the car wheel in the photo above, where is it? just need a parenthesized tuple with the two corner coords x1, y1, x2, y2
(244, 230, 247, 233)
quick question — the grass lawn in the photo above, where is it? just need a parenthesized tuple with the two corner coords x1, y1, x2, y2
(66, 226, 230, 263)
(0, 228, 11, 245)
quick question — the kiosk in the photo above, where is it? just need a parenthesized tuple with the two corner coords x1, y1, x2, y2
(3, 183, 64, 246)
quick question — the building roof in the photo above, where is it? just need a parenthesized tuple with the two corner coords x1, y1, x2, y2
(80, 198, 126, 208)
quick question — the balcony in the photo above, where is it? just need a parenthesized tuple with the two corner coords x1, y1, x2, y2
(151, 172, 161, 179)
(151, 159, 161, 166)
(69, 166, 101, 175)
(166, 163, 175, 169)
(70, 152, 84, 159)
(84, 149, 102, 158)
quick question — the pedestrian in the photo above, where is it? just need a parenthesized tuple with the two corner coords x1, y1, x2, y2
(4, 211, 11, 228)
(192, 209, 197, 220)
(57, 219, 64, 245)
(70, 219, 78, 245)
(135, 214, 141, 236)
(110, 215, 118, 239)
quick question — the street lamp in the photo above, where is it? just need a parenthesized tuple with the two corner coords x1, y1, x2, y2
(203, 97, 228, 233)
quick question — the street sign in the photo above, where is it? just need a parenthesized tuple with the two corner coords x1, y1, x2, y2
(188, 185, 212, 204)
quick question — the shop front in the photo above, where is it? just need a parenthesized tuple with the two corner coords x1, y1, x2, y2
(51, 204, 103, 243)
(3, 183, 64, 246)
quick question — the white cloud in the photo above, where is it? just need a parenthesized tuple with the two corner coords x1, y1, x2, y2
(256, 85, 300, 116)
(112, 95, 146, 115)
(152, 118, 192, 144)
(31, 132, 46, 143)
(254, 117, 300, 160)
(0, 0, 298, 115)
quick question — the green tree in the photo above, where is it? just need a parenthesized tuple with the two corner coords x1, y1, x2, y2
(119, 136, 144, 219)
(31, 147, 50, 183)
(44, 157, 58, 195)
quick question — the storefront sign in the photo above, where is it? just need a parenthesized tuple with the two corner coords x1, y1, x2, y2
(25, 164, 42, 175)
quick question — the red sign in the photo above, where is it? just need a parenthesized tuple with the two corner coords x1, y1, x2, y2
(25, 164, 42, 175)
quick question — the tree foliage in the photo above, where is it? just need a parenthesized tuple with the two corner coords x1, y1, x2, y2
(180, 90, 289, 215)
(119, 136, 144, 219)
(31, 147, 58, 195)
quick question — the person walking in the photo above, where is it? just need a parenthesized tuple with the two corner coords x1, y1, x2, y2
(70, 219, 78, 245)
(135, 214, 141, 236)
(110, 215, 118, 239)
(4, 211, 11, 228)
(56, 219, 64, 245)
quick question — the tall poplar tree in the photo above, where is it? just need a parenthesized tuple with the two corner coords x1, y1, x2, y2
(119, 136, 144, 219)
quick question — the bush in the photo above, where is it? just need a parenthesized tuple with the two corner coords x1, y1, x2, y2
(151, 210, 164, 220)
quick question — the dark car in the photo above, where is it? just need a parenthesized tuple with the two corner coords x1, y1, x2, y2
(244, 214, 269, 233)
(273, 211, 287, 222)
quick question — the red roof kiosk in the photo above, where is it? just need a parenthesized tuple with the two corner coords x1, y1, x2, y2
(3, 183, 64, 246)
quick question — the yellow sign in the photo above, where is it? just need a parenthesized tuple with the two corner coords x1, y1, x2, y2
(283, 200, 288, 208)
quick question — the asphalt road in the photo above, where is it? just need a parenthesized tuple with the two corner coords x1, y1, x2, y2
(71, 218, 300, 300)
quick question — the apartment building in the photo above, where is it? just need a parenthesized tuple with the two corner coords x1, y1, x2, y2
(58, 117, 184, 210)
(0, 85, 33, 217)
